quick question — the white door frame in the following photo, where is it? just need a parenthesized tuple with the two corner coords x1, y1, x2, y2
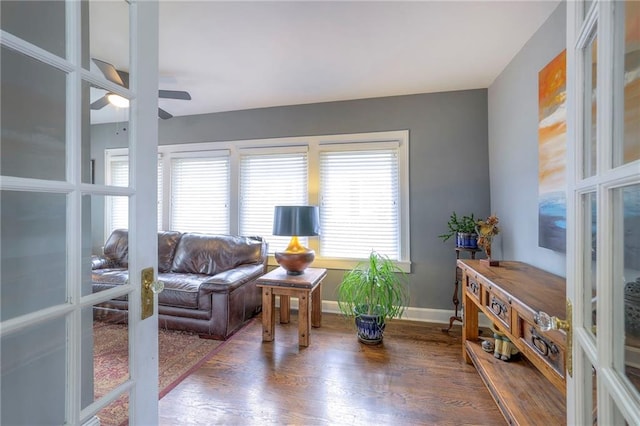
(0, 1, 159, 424)
(566, 1, 640, 424)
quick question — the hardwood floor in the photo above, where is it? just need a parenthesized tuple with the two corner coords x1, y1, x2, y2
(159, 311, 504, 425)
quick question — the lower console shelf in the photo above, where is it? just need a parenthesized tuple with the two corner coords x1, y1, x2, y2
(465, 339, 565, 425)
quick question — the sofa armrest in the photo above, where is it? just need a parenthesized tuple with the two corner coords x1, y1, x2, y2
(92, 255, 114, 270)
(199, 264, 265, 293)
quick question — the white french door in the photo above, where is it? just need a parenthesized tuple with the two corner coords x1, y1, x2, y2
(567, 1, 640, 424)
(0, 1, 160, 425)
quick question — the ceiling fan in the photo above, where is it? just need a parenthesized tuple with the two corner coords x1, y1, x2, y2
(91, 58, 191, 119)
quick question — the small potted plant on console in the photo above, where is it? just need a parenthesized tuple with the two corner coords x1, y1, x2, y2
(439, 212, 478, 249)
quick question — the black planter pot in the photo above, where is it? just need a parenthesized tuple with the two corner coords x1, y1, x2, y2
(355, 313, 386, 345)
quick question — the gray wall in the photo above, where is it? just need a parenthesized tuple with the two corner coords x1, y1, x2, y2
(92, 89, 491, 311)
(487, 2, 566, 277)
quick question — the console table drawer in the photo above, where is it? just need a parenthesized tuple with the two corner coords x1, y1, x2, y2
(465, 275, 481, 301)
(485, 287, 512, 332)
(520, 318, 566, 380)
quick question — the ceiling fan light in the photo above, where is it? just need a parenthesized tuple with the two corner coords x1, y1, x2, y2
(107, 93, 130, 108)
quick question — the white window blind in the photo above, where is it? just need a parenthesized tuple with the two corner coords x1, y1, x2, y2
(239, 151, 308, 252)
(170, 156, 230, 234)
(107, 155, 163, 233)
(319, 148, 400, 259)
(108, 157, 129, 233)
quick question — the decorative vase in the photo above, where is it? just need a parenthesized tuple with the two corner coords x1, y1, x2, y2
(355, 313, 386, 345)
(456, 232, 478, 249)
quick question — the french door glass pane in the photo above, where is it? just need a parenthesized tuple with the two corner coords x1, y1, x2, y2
(1, 190, 67, 321)
(583, 34, 598, 179)
(614, 1, 640, 167)
(0, 0, 66, 58)
(82, 306, 130, 416)
(589, 356, 598, 425)
(1, 46, 66, 181)
(583, 192, 598, 337)
(617, 184, 640, 394)
(1, 317, 66, 425)
(86, 0, 131, 126)
(84, 194, 130, 297)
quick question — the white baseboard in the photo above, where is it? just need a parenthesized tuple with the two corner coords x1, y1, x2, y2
(276, 299, 492, 329)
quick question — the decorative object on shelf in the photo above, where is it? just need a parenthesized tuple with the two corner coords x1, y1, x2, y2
(481, 339, 495, 353)
(439, 212, 478, 249)
(273, 206, 320, 275)
(491, 326, 519, 361)
(476, 214, 500, 266)
(337, 251, 409, 344)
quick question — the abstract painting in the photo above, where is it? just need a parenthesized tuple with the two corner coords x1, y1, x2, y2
(538, 50, 567, 252)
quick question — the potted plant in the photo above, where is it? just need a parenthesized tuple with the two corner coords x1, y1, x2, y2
(438, 212, 478, 249)
(337, 251, 409, 344)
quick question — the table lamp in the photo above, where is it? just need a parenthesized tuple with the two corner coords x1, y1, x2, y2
(273, 205, 320, 275)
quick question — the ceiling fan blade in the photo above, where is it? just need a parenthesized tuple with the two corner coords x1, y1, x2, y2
(90, 96, 110, 110)
(158, 107, 173, 120)
(92, 58, 125, 87)
(116, 70, 129, 89)
(159, 90, 191, 100)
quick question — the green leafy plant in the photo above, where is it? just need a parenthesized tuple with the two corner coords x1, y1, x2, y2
(337, 251, 409, 322)
(438, 212, 477, 242)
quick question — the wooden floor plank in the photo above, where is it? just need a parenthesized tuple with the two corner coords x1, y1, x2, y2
(159, 311, 505, 425)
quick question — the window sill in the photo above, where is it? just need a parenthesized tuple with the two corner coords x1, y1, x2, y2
(267, 256, 411, 273)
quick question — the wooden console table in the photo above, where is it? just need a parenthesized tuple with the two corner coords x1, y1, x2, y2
(257, 267, 326, 347)
(459, 260, 567, 425)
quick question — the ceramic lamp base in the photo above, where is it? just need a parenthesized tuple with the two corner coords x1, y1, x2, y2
(275, 250, 315, 275)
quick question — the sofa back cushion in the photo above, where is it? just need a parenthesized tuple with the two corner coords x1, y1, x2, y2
(158, 231, 182, 272)
(103, 229, 129, 267)
(171, 233, 264, 275)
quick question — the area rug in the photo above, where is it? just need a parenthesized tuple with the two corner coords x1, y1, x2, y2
(92, 320, 248, 426)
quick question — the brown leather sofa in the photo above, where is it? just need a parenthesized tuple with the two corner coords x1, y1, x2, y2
(92, 229, 267, 339)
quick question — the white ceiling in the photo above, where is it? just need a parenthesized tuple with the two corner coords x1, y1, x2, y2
(90, 0, 561, 124)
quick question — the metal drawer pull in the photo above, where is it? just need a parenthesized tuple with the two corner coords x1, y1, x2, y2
(490, 296, 507, 316)
(530, 327, 559, 358)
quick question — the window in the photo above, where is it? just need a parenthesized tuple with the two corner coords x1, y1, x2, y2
(239, 147, 308, 252)
(319, 145, 399, 259)
(106, 155, 129, 233)
(104, 130, 410, 270)
(105, 153, 163, 234)
(170, 152, 230, 234)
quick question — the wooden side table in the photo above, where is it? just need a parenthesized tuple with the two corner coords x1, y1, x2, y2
(256, 267, 327, 347)
(442, 247, 480, 332)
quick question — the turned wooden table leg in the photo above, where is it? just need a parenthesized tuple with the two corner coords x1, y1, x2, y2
(261, 287, 275, 342)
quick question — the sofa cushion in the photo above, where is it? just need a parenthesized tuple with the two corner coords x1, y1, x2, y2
(158, 231, 182, 273)
(171, 233, 263, 275)
(103, 229, 129, 267)
(157, 272, 211, 309)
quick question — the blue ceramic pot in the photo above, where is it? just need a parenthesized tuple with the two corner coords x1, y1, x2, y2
(354, 312, 386, 344)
